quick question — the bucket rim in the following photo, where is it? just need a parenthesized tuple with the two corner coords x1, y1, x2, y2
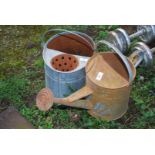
(43, 49, 88, 74)
(43, 31, 96, 50)
(42, 31, 94, 74)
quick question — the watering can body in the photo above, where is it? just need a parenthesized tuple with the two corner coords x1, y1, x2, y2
(42, 30, 95, 98)
(58, 52, 136, 120)
(82, 52, 136, 120)
(86, 77, 133, 120)
(44, 64, 86, 98)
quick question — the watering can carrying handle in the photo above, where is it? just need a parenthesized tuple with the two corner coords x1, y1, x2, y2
(40, 28, 95, 49)
(96, 40, 134, 84)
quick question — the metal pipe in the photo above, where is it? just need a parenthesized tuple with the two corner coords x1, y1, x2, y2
(134, 53, 144, 68)
(129, 29, 145, 40)
(129, 48, 154, 68)
(151, 47, 155, 54)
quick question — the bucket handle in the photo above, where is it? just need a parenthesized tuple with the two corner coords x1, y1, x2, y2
(96, 40, 134, 84)
(40, 28, 95, 49)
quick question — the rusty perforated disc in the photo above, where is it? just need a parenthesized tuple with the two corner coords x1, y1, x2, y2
(51, 54, 79, 72)
(36, 88, 53, 111)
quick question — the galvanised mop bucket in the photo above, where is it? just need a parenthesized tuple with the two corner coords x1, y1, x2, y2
(36, 40, 136, 120)
(41, 29, 95, 98)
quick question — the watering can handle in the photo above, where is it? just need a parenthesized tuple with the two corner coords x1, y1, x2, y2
(40, 28, 95, 49)
(96, 40, 134, 84)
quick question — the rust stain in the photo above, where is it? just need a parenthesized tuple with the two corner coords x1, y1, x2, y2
(47, 33, 94, 57)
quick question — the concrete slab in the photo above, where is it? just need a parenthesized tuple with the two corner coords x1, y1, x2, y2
(0, 107, 34, 129)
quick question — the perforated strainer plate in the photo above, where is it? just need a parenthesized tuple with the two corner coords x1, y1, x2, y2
(51, 54, 79, 72)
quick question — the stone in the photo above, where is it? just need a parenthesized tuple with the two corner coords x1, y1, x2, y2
(25, 42, 36, 49)
(139, 75, 144, 81)
(0, 107, 34, 129)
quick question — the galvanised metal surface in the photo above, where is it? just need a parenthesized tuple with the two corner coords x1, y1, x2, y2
(129, 42, 154, 68)
(105, 25, 155, 53)
(105, 28, 130, 53)
(44, 61, 86, 98)
(136, 25, 155, 42)
(42, 30, 95, 98)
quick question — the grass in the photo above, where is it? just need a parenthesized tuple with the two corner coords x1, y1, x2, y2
(0, 25, 155, 128)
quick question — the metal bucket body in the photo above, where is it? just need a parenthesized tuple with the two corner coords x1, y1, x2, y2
(43, 31, 95, 98)
(45, 63, 86, 98)
(85, 52, 136, 120)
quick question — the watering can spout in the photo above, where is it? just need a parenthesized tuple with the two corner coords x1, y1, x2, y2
(36, 86, 93, 111)
(57, 85, 93, 103)
(54, 85, 93, 109)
